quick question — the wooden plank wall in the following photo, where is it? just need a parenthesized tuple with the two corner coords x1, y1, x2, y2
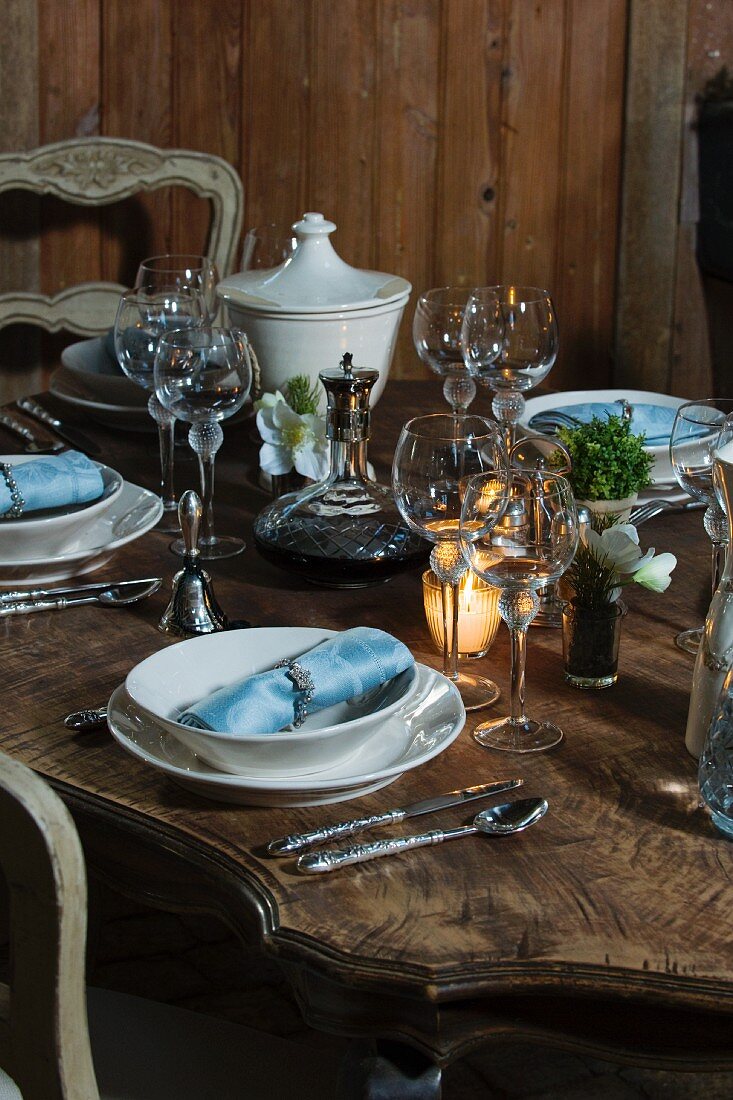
(0, 0, 728, 405)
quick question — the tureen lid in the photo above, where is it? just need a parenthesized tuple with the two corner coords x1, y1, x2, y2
(218, 212, 411, 314)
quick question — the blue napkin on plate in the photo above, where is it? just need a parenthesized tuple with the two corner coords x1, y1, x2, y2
(178, 627, 415, 736)
(1, 451, 104, 518)
(529, 403, 678, 445)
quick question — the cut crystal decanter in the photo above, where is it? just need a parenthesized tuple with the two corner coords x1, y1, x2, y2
(253, 354, 427, 586)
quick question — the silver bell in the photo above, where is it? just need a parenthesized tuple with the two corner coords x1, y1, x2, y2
(158, 490, 227, 636)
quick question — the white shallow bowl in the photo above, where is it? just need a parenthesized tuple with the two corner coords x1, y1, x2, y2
(0, 456, 124, 560)
(125, 627, 420, 777)
(107, 666, 465, 806)
(0, 479, 163, 586)
(61, 337, 149, 406)
(521, 390, 689, 486)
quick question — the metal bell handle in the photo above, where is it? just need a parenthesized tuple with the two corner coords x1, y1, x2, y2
(179, 490, 202, 558)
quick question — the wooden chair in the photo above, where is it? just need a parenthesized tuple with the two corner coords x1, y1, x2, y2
(0, 751, 339, 1099)
(0, 137, 243, 337)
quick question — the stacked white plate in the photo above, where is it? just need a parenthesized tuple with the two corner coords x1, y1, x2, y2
(108, 627, 466, 807)
(521, 389, 689, 503)
(51, 338, 151, 431)
(0, 454, 163, 585)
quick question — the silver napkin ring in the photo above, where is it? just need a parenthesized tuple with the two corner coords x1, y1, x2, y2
(275, 658, 315, 728)
(0, 462, 24, 520)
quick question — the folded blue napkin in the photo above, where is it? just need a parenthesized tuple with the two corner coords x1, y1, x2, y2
(178, 627, 414, 736)
(529, 403, 678, 445)
(1, 451, 104, 518)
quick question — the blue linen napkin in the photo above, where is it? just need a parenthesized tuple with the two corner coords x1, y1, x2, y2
(0, 451, 104, 518)
(178, 627, 415, 736)
(529, 403, 678, 445)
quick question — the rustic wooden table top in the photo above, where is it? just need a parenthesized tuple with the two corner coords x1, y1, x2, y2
(1, 380, 732, 1070)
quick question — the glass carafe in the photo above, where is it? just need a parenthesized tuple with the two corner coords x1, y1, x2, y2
(253, 354, 427, 587)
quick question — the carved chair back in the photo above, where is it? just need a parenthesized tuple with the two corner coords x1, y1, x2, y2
(0, 138, 243, 337)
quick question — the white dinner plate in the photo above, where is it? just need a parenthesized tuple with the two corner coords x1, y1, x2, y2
(521, 390, 689, 486)
(0, 479, 163, 585)
(106, 664, 466, 806)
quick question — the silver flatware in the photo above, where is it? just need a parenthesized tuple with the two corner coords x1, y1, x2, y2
(297, 796, 549, 874)
(0, 411, 64, 454)
(0, 578, 161, 617)
(527, 410, 581, 434)
(64, 706, 108, 731)
(629, 498, 704, 526)
(0, 576, 162, 606)
(16, 397, 101, 456)
(268, 777, 524, 856)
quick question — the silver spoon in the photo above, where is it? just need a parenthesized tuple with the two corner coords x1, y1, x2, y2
(297, 796, 549, 874)
(0, 578, 161, 617)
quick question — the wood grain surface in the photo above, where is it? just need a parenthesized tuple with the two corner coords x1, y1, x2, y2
(1, 380, 732, 1069)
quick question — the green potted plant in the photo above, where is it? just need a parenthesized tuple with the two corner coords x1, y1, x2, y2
(562, 517, 676, 689)
(556, 414, 654, 521)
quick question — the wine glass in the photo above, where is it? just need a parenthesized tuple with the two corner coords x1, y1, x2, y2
(670, 399, 733, 654)
(241, 223, 297, 270)
(136, 255, 220, 322)
(114, 288, 206, 523)
(461, 472, 578, 751)
(461, 286, 558, 451)
(392, 413, 508, 709)
(154, 327, 253, 559)
(413, 288, 481, 415)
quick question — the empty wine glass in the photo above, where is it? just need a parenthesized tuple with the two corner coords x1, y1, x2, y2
(136, 255, 220, 322)
(392, 413, 508, 709)
(670, 399, 733, 654)
(413, 288, 480, 415)
(461, 286, 558, 451)
(241, 223, 297, 270)
(114, 288, 206, 523)
(154, 327, 253, 559)
(461, 472, 578, 751)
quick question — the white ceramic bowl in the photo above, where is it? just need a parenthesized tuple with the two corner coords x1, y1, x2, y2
(61, 337, 148, 407)
(124, 627, 420, 777)
(521, 389, 689, 486)
(0, 456, 124, 560)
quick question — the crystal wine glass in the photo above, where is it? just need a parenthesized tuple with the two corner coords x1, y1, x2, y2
(136, 255, 220, 323)
(461, 286, 558, 451)
(392, 413, 508, 709)
(413, 288, 481, 415)
(114, 288, 206, 523)
(241, 223, 297, 270)
(670, 399, 733, 654)
(461, 472, 578, 751)
(154, 327, 253, 559)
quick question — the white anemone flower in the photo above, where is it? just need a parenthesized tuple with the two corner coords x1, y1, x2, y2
(582, 523, 643, 574)
(628, 551, 677, 593)
(255, 392, 328, 481)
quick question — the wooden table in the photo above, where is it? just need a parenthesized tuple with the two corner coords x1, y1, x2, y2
(2, 381, 732, 1094)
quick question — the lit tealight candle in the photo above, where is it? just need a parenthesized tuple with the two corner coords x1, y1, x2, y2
(422, 569, 501, 659)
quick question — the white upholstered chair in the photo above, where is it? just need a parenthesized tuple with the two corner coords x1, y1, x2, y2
(0, 137, 243, 338)
(0, 751, 338, 1099)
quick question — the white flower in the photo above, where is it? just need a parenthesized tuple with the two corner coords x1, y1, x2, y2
(628, 551, 677, 593)
(255, 391, 328, 481)
(582, 523, 643, 574)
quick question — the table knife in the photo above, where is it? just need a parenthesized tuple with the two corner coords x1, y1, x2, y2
(266, 778, 523, 856)
(0, 410, 63, 453)
(16, 397, 101, 456)
(0, 576, 162, 605)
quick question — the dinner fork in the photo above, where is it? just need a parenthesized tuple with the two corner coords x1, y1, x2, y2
(527, 410, 581, 434)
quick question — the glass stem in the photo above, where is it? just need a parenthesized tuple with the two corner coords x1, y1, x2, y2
(509, 626, 528, 723)
(439, 581, 453, 680)
(147, 394, 176, 510)
(188, 420, 224, 546)
(499, 588, 540, 725)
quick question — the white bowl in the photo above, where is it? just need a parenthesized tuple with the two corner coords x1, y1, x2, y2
(125, 627, 420, 777)
(0, 456, 124, 560)
(61, 337, 148, 407)
(521, 389, 689, 486)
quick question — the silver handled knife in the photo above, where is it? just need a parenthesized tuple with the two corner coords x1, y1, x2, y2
(0, 411, 63, 453)
(0, 576, 162, 605)
(266, 777, 523, 856)
(16, 397, 101, 456)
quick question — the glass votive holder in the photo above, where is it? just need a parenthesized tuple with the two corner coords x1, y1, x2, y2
(422, 569, 501, 659)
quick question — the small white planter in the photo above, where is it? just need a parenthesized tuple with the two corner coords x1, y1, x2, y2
(577, 493, 638, 524)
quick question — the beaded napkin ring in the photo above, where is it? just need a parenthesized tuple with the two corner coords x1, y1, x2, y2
(275, 658, 315, 727)
(0, 462, 25, 520)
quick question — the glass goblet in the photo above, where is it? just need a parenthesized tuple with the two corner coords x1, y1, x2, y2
(241, 223, 297, 270)
(114, 288, 206, 523)
(461, 285, 558, 451)
(413, 288, 481, 415)
(670, 399, 733, 654)
(392, 413, 508, 710)
(154, 327, 253, 559)
(136, 254, 220, 323)
(461, 472, 578, 751)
